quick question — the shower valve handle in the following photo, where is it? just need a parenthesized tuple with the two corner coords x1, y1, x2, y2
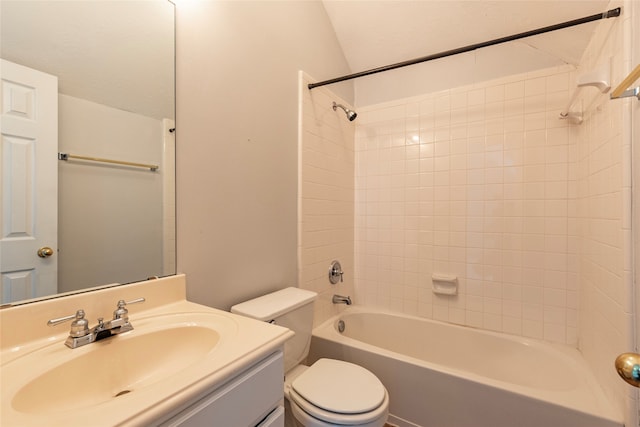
(329, 260, 343, 284)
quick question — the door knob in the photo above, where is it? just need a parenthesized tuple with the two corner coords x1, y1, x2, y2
(615, 353, 640, 387)
(37, 247, 54, 258)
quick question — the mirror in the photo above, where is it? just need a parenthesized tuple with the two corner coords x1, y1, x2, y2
(1, 1, 175, 305)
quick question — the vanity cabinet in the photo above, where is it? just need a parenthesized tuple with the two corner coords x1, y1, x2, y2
(158, 351, 284, 427)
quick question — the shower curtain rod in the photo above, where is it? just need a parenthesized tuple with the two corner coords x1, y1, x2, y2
(308, 7, 621, 90)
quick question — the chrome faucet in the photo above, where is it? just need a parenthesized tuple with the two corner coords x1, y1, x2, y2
(332, 294, 352, 305)
(47, 298, 145, 349)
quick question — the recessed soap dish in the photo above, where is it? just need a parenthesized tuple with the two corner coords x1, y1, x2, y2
(432, 274, 458, 295)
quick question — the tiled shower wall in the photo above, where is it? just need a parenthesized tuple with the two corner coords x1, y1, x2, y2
(574, 0, 632, 421)
(352, 2, 632, 416)
(354, 65, 580, 345)
(298, 72, 355, 327)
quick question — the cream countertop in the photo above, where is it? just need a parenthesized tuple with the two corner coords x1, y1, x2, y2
(0, 274, 293, 426)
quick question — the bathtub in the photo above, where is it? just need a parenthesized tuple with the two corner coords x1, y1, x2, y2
(308, 307, 622, 427)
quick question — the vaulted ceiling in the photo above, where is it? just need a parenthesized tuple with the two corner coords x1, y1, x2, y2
(1, 1, 617, 112)
(322, 0, 614, 106)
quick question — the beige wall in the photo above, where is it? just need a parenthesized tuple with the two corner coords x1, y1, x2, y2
(175, 1, 353, 310)
(58, 94, 163, 292)
(299, 72, 355, 327)
(633, 0, 640, 422)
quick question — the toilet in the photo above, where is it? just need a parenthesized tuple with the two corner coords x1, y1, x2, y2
(231, 288, 389, 427)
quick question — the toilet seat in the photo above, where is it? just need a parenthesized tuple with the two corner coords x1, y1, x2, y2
(290, 388, 389, 426)
(289, 359, 389, 426)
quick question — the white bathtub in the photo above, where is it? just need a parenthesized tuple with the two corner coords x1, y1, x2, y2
(308, 307, 622, 427)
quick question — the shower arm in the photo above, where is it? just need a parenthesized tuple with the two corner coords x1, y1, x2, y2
(332, 102, 357, 121)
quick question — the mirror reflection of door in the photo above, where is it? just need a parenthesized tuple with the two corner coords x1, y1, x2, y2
(1, 1, 174, 304)
(1, 59, 58, 304)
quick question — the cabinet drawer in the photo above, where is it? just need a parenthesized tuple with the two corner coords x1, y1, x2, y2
(160, 351, 284, 427)
(256, 406, 284, 427)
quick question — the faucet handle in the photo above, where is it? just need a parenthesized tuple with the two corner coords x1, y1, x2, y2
(329, 260, 344, 284)
(47, 309, 90, 337)
(113, 297, 145, 320)
(122, 297, 146, 306)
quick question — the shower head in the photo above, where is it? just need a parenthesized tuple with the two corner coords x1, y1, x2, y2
(332, 102, 357, 122)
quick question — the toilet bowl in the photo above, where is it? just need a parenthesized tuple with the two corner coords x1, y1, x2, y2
(230, 287, 389, 427)
(285, 360, 389, 427)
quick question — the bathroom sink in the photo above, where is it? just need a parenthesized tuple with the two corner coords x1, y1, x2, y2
(1, 282, 294, 427)
(4, 312, 237, 416)
(13, 325, 220, 413)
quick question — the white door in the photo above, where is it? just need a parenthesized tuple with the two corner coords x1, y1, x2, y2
(0, 59, 58, 304)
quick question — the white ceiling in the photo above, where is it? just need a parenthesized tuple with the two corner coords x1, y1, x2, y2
(1, 1, 617, 112)
(322, 0, 615, 106)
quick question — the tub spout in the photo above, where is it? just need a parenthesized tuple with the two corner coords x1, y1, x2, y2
(332, 294, 352, 305)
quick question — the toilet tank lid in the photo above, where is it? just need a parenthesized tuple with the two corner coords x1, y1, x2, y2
(230, 287, 317, 321)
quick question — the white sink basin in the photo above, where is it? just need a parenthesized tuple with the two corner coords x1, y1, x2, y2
(3, 311, 237, 417)
(13, 323, 222, 414)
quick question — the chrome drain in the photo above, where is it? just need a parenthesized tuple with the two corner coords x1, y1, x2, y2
(337, 320, 345, 333)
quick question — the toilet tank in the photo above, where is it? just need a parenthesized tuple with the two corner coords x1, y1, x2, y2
(230, 287, 317, 372)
